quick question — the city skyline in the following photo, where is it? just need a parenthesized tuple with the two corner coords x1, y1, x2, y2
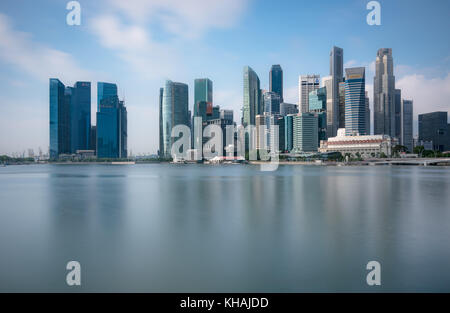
(1, 0, 450, 155)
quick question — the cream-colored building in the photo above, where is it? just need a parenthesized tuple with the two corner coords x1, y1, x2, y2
(319, 129, 395, 158)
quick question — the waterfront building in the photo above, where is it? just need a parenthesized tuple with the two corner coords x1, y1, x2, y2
(293, 113, 318, 153)
(394, 89, 402, 139)
(329, 46, 344, 137)
(418, 111, 450, 152)
(374, 48, 396, 137)
(345, 67, 366, 136)
(269, 65, 283, 102)
(309, 87, 327, 144)
(320, 128, 395, 158)
(365, 91, 371, 135)
(339, 81, 346, 129)
(49, 78, 71, 159)
(159, 87, 164, 158)
(299, 74, 320, 113)
(97, 82, 118, 112)
(401, 100, 413, 152)
(243, 66, 262, 127)
(70, 81, 91, 153)
(284, 114, 294, 152)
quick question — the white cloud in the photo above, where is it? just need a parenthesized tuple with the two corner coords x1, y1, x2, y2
(0, 13, 93, 83)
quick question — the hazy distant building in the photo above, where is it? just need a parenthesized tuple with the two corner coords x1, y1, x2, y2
(269, 65, 283, 102)
(280, 102, 298, 116)
(293, 113, 318, 153)
(299, 74, 320, 113)
(161, 80, 189, 158)
(243, 66, 262, 127)
(345, 67, 366, 136)
(401, 100, 413, 152)
(329, 46, 344, 137)
(374, 48, 396, 137)
(418, 112, 450, 152)
(159, 87, 164, 157)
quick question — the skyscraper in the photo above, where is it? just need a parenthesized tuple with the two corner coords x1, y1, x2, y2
(345, 67, 366, 136)
(298, 75, 320, 113)
(418, 112, 450, 152)
(338, 81, 346, 129)
(293, 113, 318, 153)
(49, 78, 70, 159)
(374, 48, 396, 137)
(159, 87, 164, 158)
(162, 80, 189, 158)
(70, 81, 91, 153)
(263, 91, 281, 115)
(284, 114, 294, 152)
(243, 66, 262, 127)
(329, 46, 344, 137)
(394, 89, 402, 139)
(96, 82, 127, 158)
(365, 91, 371, 135)
(269, 65, 283, 102)
(401, 100, 413, 152)
(322, 76, 334, 137)
(309, 87, 327, 144)
(194, 79, 213, 115)
(97, 82, 118, 112)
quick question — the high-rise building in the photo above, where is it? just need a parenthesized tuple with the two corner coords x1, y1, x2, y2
(278, 116, 285, 152)
(161, 80, 189, 158)
(220, 109, 233, 123)
(345, 67, 366, 136)
(89, 125, 97, 153)
(322, 76, 334, 138)
(96, 82, 127, 159)
(401, 100, 413, 152)
(365, 91, 371, 135)
(243, 66, 262, 127)
(293, 113, 318, 153)
(49, 78, 71, 159)
(264, 91, 281, 115)
(97, 82, 118, 112)
(329, 46, 344, 137)
(394, 89, 402, 140)
(418, 112, 450, 152)
(255, 114, 266, 150)
(70, 81, 91, 153)
(309, 87, 327, 144)
(338, 81, 346, 129)
(299, 75, 320, 113)
(194, 79, 213, 115)
(284, 114, 294, 152)
(159, 87, 164, 158)
(374, 48, 396, 137)
(269, 65, 283, 102)
(280, 102, 298, 116)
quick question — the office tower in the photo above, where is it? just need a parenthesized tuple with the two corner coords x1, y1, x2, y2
(264, 91, 281, 115)
(161, 80, 189, 158)
(322, 76, 334, 137)
(418, 112, 450, 152)
(293, 113, 318, 152)
(280, 102, 298, 116)
(194, 79, 213, 115)
(70, 81, 91, 153)
(243, 66, 262, 127)
(330, 46, 344, 137)
(205, 117, 234, 156)
(401, 100, 413, 152)
(345, 67, 366, 136)
(255, 114, 266, 150)
(298, 75, 320, 113)
(338, 81, 346, 129)
(211, 105, 220, 120)
(309, 87, 327, 144)
(97, 82, 118, 112)
(220, 109, 233, 123)
(365, 91, 371, 135)
(394, 89, 402, 139)
(159, 87, 164, 158)
(49, 78, 71, 159)
(96, 82, 127, 158)
(270, 65, 283, 102)
(374, 48, 396, 136)
(278, 116, 285, 152)
(284, 114, 294, 152)
(89, 125, 97, 153)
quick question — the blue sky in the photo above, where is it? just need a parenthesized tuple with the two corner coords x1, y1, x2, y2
(0, 0, 449, 155)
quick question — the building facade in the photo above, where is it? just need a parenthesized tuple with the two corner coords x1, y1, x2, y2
(263, 91, 281, 115)
(299, 74, 320, 113)
(418, 111, 450, 152)
(309, 87, 327, 144)
(293, 113, 318, 153)
(329, 46, 344, 138)
(243, 66, 262, 127)
(269, 65, 283, 102)
(345, 67, 366, 136)
(49, 78, 71, 159)
(401, 99, 413, 152)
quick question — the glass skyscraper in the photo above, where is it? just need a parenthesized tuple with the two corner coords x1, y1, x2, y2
(309, 87, 327, 144)
(162, 80, 189, 158)
(418, 112, 450, 152)
(263, 91, 281, 115)
(401, 100, 413, 152)
(329, 46, 344, 137)
(70, 81, 91, 153)
(96, 82, 127, 158)
(269, 65, 283, 102)
(284, 114, 294, 152)
(49, 78, 70, 159)
(293, 113, 319, 153)
(345, 67, 366, 136)
(298, 74, 320, 113)
(243, 66, 262, 127)
(97, 82, 118, 112)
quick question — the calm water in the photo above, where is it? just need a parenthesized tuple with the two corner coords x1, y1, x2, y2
(0, 164, 449, 292)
